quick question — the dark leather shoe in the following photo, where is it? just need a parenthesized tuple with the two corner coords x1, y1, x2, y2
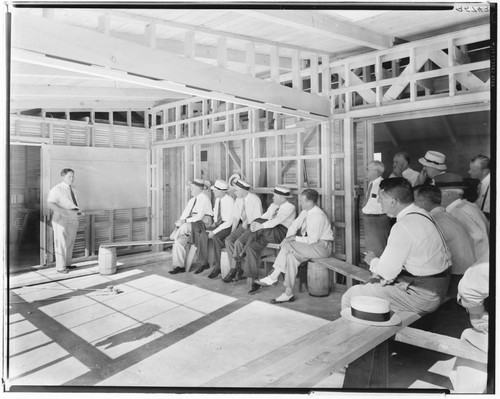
(66, 265, 77, 270)
(248, 283, 261, 295)
(169, 266, 186, 275)
(233, 268, 244, 282)
(222, 269, 237, 283)
(194, 264, 210, 275)
(207, 268, 221, 279)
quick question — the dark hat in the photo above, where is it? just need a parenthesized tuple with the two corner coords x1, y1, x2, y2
(434, 173, 467, 190)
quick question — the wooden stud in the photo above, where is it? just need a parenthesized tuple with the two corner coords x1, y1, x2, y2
(321, 55, 330, 97)
(292, 50, 302, 90)
(270, 46, 280, 83)
(246, 42, 256, 77)
(310, 54, 319, 94)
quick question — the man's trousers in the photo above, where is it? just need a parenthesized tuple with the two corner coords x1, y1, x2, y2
(242, 225, 288, 280)
(52, 217, 79, 271)
(193, 224, 231, 268)
(273, 239, 333, 291)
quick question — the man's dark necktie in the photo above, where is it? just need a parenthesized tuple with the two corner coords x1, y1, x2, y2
(362, 181, 373, 208)
(70, 186, 78, 208)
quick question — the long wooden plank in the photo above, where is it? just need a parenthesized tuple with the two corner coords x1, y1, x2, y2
(205, 310, 419, 387)
(395, 327, 487, 364)
(101, 240, 173, 248)
(12, 12, 330, 118)
(314, 258, 372, 283)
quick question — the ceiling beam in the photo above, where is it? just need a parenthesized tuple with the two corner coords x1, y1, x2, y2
(10, 98, 158, 110)
(240, 10, 393, 50)
(11, 84, 189, 100)
(12, 13, 330, 119)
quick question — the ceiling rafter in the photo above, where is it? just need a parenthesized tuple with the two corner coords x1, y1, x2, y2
(238, 10, 394, 50)
(11, 84, 188, 100)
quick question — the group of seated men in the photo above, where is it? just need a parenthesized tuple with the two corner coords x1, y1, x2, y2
(166, 150, 490, 327)
(356, 150, 490, 392)
(168, 177, 334, 304)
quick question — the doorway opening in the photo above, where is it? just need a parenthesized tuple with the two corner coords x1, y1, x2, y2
(9, 144, 42, 273)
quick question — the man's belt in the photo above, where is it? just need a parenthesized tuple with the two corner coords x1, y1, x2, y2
(400, 268, 450, 279)
(363, 213, 386, 217)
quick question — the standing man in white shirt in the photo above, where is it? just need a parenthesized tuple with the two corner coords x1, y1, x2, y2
(47, 168, 81, 274)
(191, 179, 235, 278)
(438, 174, 489, 261)
(389, 152, 420, 186)
(241, 186, 297, 294)
(256, 189, 334, 304)
(169, 179, 213, 275)
(362, 161, 391, 258)
(223, 179, 263, 283)
(468, 155, 490, 220)
(342, 178, 451, 315)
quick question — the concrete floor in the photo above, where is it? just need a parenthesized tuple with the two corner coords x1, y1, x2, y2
(7, 249, 475, 392)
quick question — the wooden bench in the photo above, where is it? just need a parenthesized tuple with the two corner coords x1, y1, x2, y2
(204, 309, 421, 388)
(98, 239, 173, 275)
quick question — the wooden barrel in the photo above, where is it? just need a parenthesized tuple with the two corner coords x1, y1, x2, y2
(98, 246, 117, 275)
(307, 261, 330, 297)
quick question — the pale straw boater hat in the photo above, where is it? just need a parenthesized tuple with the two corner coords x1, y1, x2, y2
(211, 179, 229, 191)
(418, 151, 447, 171)
(341, 296, 402, 326)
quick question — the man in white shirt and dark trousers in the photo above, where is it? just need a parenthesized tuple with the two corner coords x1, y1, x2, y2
(342, 178, 451, 315)
(241, 186, 297, 294)
(257, 189, 334, 304)
(191, 179, 235, 278)
(362, 161, 391, 259)
(169, 179, 213, 275)
(47, 168, 81, 274)
(468, 154, 490, 220)
(223, 179, 263, 283)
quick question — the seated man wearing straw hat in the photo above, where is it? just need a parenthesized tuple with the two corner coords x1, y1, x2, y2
(342, 178, 451, 315)
(191, 179, 235, 278)
(415, 150, 448, 186)
(256, 188, 334, 304)
(169, 179, 213, 275)
(223, 179, 263, 283)
(241, 186, 297, 294)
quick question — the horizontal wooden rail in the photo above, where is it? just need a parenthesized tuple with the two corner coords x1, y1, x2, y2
(395, 327, 487, 364)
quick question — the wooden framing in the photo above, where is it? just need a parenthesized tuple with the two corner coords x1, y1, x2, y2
(12, 13, 330, 119)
